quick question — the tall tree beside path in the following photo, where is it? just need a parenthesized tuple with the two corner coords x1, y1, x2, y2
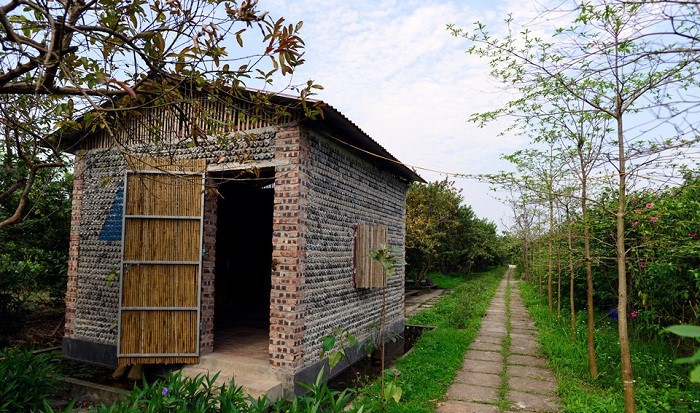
(497, 146, 565, 315)
(451, 1, 700, 411)
(0, 0, 318, 228)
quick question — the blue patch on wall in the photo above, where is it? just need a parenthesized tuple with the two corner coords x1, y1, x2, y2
(99, 183, 124, 241)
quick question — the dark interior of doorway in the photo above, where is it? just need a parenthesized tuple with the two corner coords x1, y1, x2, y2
(214, 172, 274, 351)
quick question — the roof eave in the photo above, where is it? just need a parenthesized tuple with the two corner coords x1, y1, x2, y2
(303, 102, 424, 184)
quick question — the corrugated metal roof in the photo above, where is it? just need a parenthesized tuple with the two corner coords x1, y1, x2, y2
(308, 100, 424, 183)
(266, 91, 424, 183)
(57, 85, 424, 183)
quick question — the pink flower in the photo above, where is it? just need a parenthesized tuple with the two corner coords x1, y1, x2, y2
(639, 262, 647, 269)
(632, 221, 638, 227)
(645, 203, 654, 209)
(690, 233, 698, 239)
(609, 231, 615, 238)
(650, 215, 659, 223)
(630, 311, 638, 318)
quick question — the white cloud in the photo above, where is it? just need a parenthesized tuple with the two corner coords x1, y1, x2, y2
(256, 0, 556, 229)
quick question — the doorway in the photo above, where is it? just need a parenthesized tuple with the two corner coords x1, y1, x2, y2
(213, 172, 274, 358)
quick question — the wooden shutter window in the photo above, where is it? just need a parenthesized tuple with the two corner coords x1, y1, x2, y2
(354, 224, 388, 288)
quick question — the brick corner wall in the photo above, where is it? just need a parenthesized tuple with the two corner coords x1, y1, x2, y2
(269, 125, 309, 372)
(199, 182, 218, 355)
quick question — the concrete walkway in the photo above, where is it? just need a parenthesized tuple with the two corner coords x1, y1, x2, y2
(437, 266, 562, 413)
(405, 288, 446, 317)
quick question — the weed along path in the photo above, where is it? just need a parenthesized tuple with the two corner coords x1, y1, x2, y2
(438, 266, 562, 413)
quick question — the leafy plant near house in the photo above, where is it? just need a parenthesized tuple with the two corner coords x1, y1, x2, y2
(369, 244, 405, 410)
(90, 369, 368, 413)
(279, 369, 368, 413)
(320, 327, 362, 372)
(320, 243, 404, 410)
(0, 348, 370, 412)
(88, 371, 265, 413)
(0, 348, 62, 413)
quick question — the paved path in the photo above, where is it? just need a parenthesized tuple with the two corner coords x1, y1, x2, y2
(437, 266, 562, 413)
(405, 288, 446, 317)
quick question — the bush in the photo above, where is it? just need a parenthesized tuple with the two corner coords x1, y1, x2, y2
(91, 372, 254, 413)
(90, 369, 366, 413)
(0, 348, 61, 413)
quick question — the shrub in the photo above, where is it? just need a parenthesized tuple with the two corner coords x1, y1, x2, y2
(0, 348, 61, 413)
(90, 372, 253, 413)
(90, 370, 367, 413)
(271, 369, 365, 413)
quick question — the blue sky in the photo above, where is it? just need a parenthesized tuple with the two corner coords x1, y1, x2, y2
(228, 1, 699, 231)
(243, 0, 550, 229)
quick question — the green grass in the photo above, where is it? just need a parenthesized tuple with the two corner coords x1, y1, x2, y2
(518, 282, 700, 413)
(357, 267, 506, 412)
(423, 272, 465, 290)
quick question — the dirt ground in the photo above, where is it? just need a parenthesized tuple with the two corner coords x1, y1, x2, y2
(6, 305, 65, 350)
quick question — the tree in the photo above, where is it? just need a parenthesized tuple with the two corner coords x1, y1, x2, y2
(405, 180, 503, 280)
(452, 1, 700, 410)
(503, 191, 539, 283)
(562, 195, 579, 340)
(0, 165, 71, 343)
(530, 94, 612, 379)
(405, 180, 461, 281)
(501, 147, 565, 315)
(0, 0, 317, 228)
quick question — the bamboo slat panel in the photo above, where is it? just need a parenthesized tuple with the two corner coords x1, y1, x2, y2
(118, 158, 203, 365)
(123, 219, 200, 261)
(354, 225, 388, 288)
(125, 174, 202, 216)
(125, 156, 206, 173)
(118, 356, 199, 367)
(119, 310, 198, 355)
(122, 264, 198, 307)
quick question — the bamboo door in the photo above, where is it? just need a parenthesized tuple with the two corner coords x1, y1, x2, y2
(117, 158, 205, 366)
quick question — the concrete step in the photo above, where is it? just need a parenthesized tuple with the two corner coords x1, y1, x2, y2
(179, 354, 284, 402)
(196, 354, 278, 378)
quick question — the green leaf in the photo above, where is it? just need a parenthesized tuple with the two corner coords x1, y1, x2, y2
(675, 349, 700, 364)
(346, 332, 358, 347)
(328, 351, 342, 370)
(383, 381, 402, 403)
(321, 335, 335, 352)
(665, 325, 700, 338)
(691, 365, 700, 383)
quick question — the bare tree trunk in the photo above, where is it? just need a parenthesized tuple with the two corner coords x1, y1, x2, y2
(615, 111, 635, 413)
(556, 223, 562, 321)
(581, 178, 599, 378)
(566, 205, 576, 340)
(523, 236, 530, 282)
(538, 251, 543, 294)
(548, 196, 554, 314)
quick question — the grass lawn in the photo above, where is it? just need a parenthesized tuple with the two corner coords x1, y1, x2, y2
(356, 266, 506, 412)
(518, 281, 700, 412)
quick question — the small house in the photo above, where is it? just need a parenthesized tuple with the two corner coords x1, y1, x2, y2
(59, 88, 423, 396)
